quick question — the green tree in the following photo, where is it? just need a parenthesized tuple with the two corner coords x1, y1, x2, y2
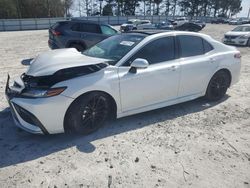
(102, 4, 113, 15)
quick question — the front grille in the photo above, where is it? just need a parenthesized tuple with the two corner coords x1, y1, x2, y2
(224, 35, 238, 40)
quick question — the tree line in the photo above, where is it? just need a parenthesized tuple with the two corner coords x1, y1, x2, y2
(0, 0, 243, 19)
(101, 0, 242, 17)
(0, 0, 73, 19)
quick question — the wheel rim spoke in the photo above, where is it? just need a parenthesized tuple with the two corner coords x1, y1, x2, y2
(81, 95, 108, 130)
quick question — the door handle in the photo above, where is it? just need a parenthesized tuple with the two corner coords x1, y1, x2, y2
(168, 65, 177, 71)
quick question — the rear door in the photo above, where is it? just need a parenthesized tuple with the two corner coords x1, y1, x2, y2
(177, 35, 218, 97)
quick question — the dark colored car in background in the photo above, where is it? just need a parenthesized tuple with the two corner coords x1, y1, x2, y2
(48, 19, 118, 51)
(191, 19, 206, 28)
(211, 18, 226, 24)
(175, 22, 203, 32)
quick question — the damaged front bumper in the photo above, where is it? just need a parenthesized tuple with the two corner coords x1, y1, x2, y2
(5, 75, 47, 134)
(5, 75, 74, 134)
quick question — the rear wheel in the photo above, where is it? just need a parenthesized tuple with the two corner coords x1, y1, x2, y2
(65, 92, 110, 134)
(205, 71, 230, 101)
(69, 44, 85, 52)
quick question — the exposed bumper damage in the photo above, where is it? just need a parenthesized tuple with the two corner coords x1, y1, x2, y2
(5, 63, 108, 134)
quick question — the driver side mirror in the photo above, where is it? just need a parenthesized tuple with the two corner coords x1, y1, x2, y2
(129, 58, 149, 73)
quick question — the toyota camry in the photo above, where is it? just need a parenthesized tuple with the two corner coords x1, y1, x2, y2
(6, 30, 241, 134)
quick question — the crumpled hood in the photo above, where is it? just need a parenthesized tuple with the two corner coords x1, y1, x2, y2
(26, 48, 109, 76)
(225, 31, 250, 36)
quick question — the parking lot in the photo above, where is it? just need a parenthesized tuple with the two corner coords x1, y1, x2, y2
(0, 24, 250, 188)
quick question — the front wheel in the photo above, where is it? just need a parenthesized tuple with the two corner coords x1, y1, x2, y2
(247, 39, 250, 47)
(205, 71, 230, 101)
(65, 92, 110, 134)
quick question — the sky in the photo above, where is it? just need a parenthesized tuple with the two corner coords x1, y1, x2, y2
(238, 0, 250, 17)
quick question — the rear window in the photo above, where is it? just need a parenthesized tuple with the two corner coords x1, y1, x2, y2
(178, 35, 204, 57)
(81, 23, 101, 33)
(51, 22, 67, 30)
(71, 22, 101, 33)
(71, 23, 80, 31)
(203, 39, 214, 53)
(178, 35, 213, 57)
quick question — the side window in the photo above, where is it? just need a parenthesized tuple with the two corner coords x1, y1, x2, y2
(80, 23, 101, 33)
(178, 35, 204, 57)
(71, 23, 80, 32)
(100, 25, 117, 35)
(126, 37, 175, 65)
(203, 39, 214, 53)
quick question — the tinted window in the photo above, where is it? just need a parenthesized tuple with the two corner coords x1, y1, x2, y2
(126, 37, 175, 65)
(100, 25, 117, 35)
(203, 39, 213, 53)
(71, 23, 80, 31)
(81, 23, 101, 33)
(178, 35, 204, 57)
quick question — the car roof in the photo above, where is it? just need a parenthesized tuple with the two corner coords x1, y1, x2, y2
(127, 30, 214, 42)
(128, 30, 172, 35)
(69, 18, 108, 25)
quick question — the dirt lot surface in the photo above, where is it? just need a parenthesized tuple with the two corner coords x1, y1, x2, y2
(0, 24, 250, 188)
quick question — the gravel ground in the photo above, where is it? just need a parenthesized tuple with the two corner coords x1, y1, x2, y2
(0, 24, 250, 188)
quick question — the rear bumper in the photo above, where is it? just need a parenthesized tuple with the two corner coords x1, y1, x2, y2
(48, 39, 59, 49)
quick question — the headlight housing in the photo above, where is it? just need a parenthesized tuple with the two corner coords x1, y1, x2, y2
(239, 35, 249, 39)
(21, 87, 67, 98)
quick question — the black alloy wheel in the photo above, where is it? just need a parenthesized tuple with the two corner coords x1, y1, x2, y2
(65, 92, 110, 134)
(205, 71, 230, 101)
(80, 95, 109, 132)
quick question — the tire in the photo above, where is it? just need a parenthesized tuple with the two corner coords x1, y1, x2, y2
(65, 92, 110, 134)
(205, 71, 230, 101)
(69, 44, 85, 52)
(247, 39, 250, 47)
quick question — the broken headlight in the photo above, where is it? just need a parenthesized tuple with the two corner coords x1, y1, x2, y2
(21, 87, 67, 98)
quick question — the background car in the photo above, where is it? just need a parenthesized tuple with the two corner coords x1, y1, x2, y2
(223, 24, 250, 46)
(136, 21, 174, 30)
(229, 18, 243, 25)
(6, 31, 241, 135)
(173, 17, 189, 26)
(48, 19, 118, 51)
(155, 21, 174, 30)
(120, 19, 151, 32)
(191, 19, 206, 28)
(175, 22, 203, 32)
(211, 18, 226, 24)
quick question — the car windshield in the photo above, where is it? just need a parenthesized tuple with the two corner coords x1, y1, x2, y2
(233, 26, 250, 32)
(127, 21, 133, 24)
(82, 34, 145, 65)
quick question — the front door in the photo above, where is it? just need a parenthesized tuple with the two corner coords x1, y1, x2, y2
(118, 36, 181, 112)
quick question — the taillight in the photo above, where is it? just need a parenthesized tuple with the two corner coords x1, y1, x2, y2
(52, 30, 61, 36)
(234, 53, 241, 59)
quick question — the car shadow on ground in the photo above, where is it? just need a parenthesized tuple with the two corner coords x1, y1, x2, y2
(0, 96, 229, 168)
